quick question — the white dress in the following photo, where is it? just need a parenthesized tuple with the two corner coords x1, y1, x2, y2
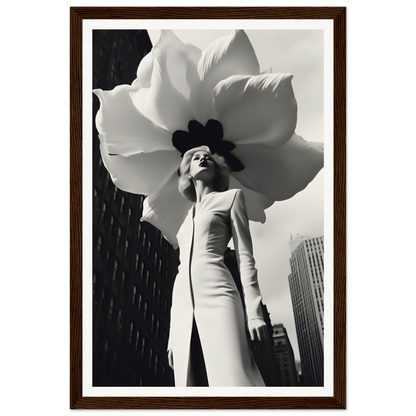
(167, 189, 265, 386)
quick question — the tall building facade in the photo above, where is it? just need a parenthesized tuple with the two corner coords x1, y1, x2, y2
(92, 30, 177, 386)
(272, 324, 299, 386)
(288, 236, 324, 386)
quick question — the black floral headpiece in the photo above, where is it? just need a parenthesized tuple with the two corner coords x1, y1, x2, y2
(172, 119, 244, 172)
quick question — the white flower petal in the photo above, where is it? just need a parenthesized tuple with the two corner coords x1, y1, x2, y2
(134, 51, 154, 88)
(99, 137, 181, 196)
(93, 85, 172, 155)
(231, 133, 324, 201)
(197, 30, 259, 81)
(190, 30, 260, 124)
(213, 73, 297, 148)
(141, 173, 193, 249)
(166, 35, 201, 101)
(135, 30, 196, 132)
(229, 176, 274, 223)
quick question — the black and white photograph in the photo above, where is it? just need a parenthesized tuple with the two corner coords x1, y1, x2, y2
(86, 21, 331, 395)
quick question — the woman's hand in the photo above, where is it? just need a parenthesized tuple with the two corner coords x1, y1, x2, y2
(247, 319, 268, 342)
(167, 349, 174, 370)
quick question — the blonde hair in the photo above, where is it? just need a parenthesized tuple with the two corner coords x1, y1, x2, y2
(178, 146, 231, 202)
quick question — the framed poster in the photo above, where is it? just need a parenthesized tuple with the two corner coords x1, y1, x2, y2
(70, 7, 346, 409)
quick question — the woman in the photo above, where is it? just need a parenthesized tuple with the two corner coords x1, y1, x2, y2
(167, 145, 268, 387)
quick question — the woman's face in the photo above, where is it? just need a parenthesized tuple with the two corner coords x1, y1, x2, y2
(189, 150, 215, 182)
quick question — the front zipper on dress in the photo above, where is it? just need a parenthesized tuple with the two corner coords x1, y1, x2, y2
(188, 204, 196, 310)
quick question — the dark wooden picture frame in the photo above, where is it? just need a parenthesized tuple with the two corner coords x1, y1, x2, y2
(70, 7, 346, 409)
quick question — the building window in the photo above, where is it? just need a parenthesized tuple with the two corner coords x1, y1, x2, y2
(128, 207, 132, 224)
(147, 241, 152, 256)
(151, 313, 155, 332)
(101, 202, 106, 220)
(110, 215, 115, 234)
(141, 337, 146, 357)
(121, 195, 125, 213)
(124, 239, 129, 256)
(121, 271, 125, 293)
(112, 260, 118, 281)
(144, 302, 148, 320)
(132, 285, 137, 305)
(113, 187, 118, 201)
(154, 354, 158, 374)
(117, 307, 123, 330)
(97, 236, 102, 253)
(93, 273, 97, 296)
(156, 319, 160, 336)
(106, 249, 111, 270)
(117, 227, 122, 245)
(108, 297, 114, 319)
(135, 330, 140, 351)
(129, 321, 134, 343)
(135, 253, 140, 270)
(138, 293, 142, 311)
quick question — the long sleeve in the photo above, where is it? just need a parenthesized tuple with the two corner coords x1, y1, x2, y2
(167, 331, 172, 352)
(230, 189, 264, 321)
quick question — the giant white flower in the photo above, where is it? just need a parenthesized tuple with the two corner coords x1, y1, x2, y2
(93, 30, 323, 248)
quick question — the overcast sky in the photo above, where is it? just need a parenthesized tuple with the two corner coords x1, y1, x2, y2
(148, 29, 325, 361)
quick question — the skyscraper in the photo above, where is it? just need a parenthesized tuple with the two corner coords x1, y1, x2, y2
(288, 235, 324, 386)
(271, 324, 299, 386)
(92, 30, 177, 386)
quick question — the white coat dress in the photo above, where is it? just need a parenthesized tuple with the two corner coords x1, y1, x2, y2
(167, 188, 265, 387)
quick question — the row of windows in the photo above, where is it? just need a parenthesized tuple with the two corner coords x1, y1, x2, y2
(107, 226, 168, 278)
(314, 286, 323, 300)
(94, 287, 170, 382)
(305, 237, 323, 247)
(104, 329, 165, 378)
(98, 236, 168, 286)
(273, 339, 287, 347)
(297, 323, 323, 364)
(128, 321, 165, 375)
(95, 274, 169, 332)
(291, 247, 323, 312)
(95, 180, 145, 224)
(132, 280, 169, 316)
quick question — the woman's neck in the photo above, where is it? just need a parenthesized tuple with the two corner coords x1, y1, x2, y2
(193, 180, 215, 204)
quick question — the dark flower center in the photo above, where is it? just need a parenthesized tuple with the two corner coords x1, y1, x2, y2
(172, 119, 244, 172)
